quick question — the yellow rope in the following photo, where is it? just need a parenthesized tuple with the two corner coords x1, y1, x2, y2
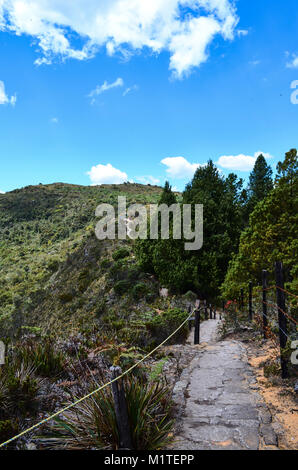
(0, 312, 192, 448)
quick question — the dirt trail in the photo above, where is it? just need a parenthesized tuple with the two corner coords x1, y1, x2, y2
(171, 318, 279, 450)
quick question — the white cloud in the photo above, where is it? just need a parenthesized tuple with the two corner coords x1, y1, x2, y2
(89, 78, 124, 98)
(161, 156, 203, 179)
(217, 151, 273, 171)
(50, 117, 58, 123)
(0, 1, 240, 78)
(286, 54, 298, 68)
(0, 190, 5, 194)
(123, 85, 138, 97)
(237, 29, 248, 37)
(0, 80, 16, 106)
(87, 163, 128, 185)
(136, 175, 160, 185)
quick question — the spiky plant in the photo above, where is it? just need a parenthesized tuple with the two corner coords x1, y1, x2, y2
(40, 377, 174, 450)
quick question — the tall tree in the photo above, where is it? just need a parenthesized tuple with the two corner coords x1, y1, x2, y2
(245, 154, 273, 217)
(159, 181, 177, 206)
(222, 149, 298, 301)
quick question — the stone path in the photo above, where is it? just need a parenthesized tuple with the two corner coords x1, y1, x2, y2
(171, 318, 278, 450)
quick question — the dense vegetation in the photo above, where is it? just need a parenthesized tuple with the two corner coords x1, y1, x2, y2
(0, 149, 297, 449)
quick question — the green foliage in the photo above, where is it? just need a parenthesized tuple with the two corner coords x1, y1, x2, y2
(222, 149, 298, 303)
(42, 377, 174, 450)
(114, 280, 131, 296)
(112, 247, 130, 261)
(0, 182, 163, 336)
(0, 362, 40, 417)
(0, 419, 19, 443)
(136, 160, 245, 298)
(145, 308, 189, 346)
(159, 181, 177, 206)
(13, 337, 66, 378)
(131, 282, 148, 300)
(245, 154, 273, 216)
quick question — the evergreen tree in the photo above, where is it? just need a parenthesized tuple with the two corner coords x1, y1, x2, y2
(245, 154, 273, 217)
(159, 181, 177, 206)
(222, 149, 298, 302)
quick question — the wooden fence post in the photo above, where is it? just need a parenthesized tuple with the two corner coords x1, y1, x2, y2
(209, 304, 212, 320)
(0, 341, 5, 366)
(262, 270, 268, 339)
(275, 262, 288, 379)
(204, 300, 208, 321)
(194, 301, 200, 345)
(240, 288, 244, 311)
(188, 304, 192, 331)
(110, 366, 133, 449)
(248, 281, 253, 321)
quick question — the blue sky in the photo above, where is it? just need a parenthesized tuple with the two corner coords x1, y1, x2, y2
(0, 0, 298, 193)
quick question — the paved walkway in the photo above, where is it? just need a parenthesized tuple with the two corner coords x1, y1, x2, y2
(171, 318, 278, 450)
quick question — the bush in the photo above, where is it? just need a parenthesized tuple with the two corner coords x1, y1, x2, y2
(41, 377, 174, 450)
(114, 280, 131, 296)
(112, 247, 130, 261)
(145, 308, 189, 346)
(101, 259, 112, 270)
(13, 337, 66, 378)
(132, 282, 148, 300)
(0, 362, 40, 417)
(0, 419, 19, 443)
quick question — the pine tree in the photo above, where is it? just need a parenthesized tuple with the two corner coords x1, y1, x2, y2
(159, 181, 177, 205)
(247, 154, 273, 208)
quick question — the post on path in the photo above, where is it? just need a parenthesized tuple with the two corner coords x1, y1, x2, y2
(209, 304, 212, 320)
(204, 300, 208, 321)
(262, 270, 268, 339)
(110, 366, 133, 449)
(188, 304, 192, 331)
(0, 341, 5, 367)
(214, 308, 216, 320)
(241, 288, 244, 311)
(275, 262, 288, 379)
(194, 301, 200, 345)
(221, 300, 224, 320)
(248, 281, 253, 321)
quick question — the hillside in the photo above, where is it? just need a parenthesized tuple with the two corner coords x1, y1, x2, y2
(0, 182, 167, 337)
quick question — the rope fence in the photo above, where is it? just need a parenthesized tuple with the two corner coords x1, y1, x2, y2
(0, 311, 194, 449)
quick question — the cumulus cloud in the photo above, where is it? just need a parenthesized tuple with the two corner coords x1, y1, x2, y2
(161, 156, 203, 179)
(87, 163, 128, 185)
(0, 0, 240, 77)
(217, 151, 273, 171)
(286, 54, 298, 69)
(0, 80, 16, 106)
(136, 175, 160, 185)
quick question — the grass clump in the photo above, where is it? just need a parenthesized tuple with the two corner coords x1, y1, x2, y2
(41, 377, 174, 450)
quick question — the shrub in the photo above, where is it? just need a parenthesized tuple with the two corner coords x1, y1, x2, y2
(0, 419, 19, 443)
(13, 337, 66, 378)
(101, 259, 112, 270)
(0, 362, 40, 417)
(112, 247, 130, 261)
(41, 377, 174, 450)
(132, 282, 148, 300)
(114, 280, 131, 296)
(145, 308, 189, 346)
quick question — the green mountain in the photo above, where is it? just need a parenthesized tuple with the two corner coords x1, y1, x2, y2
(0, 182, 164, 337)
